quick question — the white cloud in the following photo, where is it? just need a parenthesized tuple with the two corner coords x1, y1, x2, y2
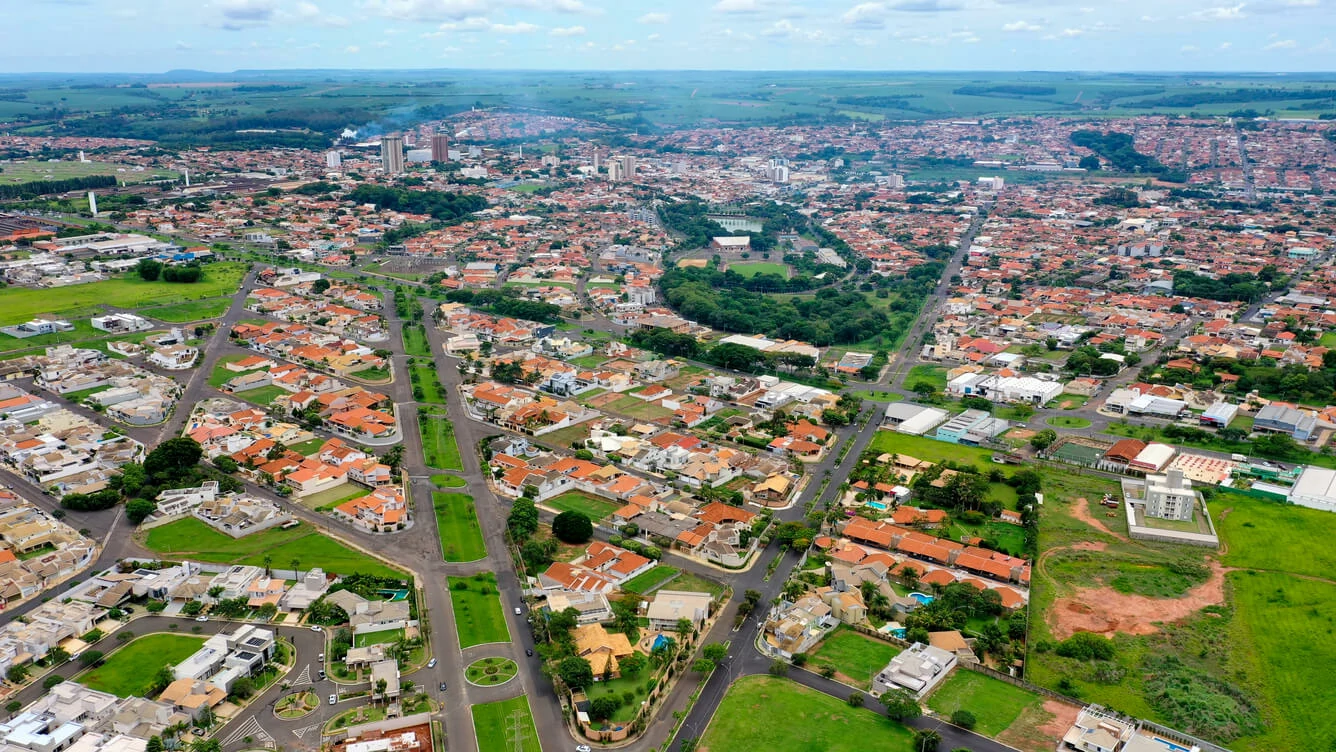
(951, 29, 980, 43)
(1058, 27, 1083, 37)
(646, 32, 661, 40)
(842, 2, 887, 27)
(637, 12, 669, 23)
(344, 45, 360, 53)
(1181, 44, 1199, 51)
(713, 0, 764, 11)
(368, 0, 591, 22)
(1189, 3, 1247, 20)
(761, 18, 828, 41)
(491, 21, 540, 33)
(550, 25, 585, 36)
(1219, 41, 1233, 48)
(891, 0, 961, 10)
(1263, 37, 1297, 48)
(174, 40, 192, 50)
(1002, 20, 1042, 31)
(294, 2, 349, 27)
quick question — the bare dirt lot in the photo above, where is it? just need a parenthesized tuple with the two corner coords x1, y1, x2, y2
(1048, 558, 1228, 640)
(999, 699, 1084, 752)
(1070, 497, 1127, 541)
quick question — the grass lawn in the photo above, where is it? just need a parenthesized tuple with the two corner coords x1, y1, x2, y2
(410, 364, 446, 403)
(850, 390, 904, 403)
(233, 384, 288, 407)
(606, 394, 674, 420)
(905, 364, 949, 391)
(431, 473, 467, 488)
(1046, 416, 1092, 429)
(868, 431, 1001, 473)
(1319, 331, 1336, 348)
(289, 438, 327, 456)
(465, 657, 518, 687)
(472, 696, 541, 752)
(728, 261, 790, 279)
(300, 483, 368, 512)
(533, 422, 592, 450)
(701, 675, 916, 752)
(666, 571, 726, 599)
(79, 635, 206, 697)
(926, 669, 1043, 736)
(808, 628, 901, 689)
(569, 354, 607, 369)
(584, 673, 656, 723)
(433, 492, 487, 562)
(1215, 491, 1336, 580)
(544, 491, 622, 521)
(352, 365, 391, 382)
(142, 298, 232, 322)
(419, 412, 464, 471)
(207, 353, 263, 387)
(621, 565, 681, 595)
(354, 627, 406, 647)
(402, 325, 432, 357)
(448, 573, 510, 648)
(144, 517, 401, 578)
(0, 263, 247, 327)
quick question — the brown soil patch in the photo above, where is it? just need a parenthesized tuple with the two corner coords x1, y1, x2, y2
(1048, 558, 1229, 640)
(586, 391, 622, 408)
(998, 699, 1083, 752)
(1070, 497, 1128, 542)
(1009, 428, 1037, 441)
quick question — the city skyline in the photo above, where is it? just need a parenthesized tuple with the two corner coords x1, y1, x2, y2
(6, 0, 1334, 74)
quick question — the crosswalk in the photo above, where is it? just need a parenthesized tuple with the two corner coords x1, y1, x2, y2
(291, 724, 321, 740)
(293, 664, 312, 685)
(222, 716, 273, 747)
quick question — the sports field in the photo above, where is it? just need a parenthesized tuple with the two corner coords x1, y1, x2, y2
(728, 261, 789, 279)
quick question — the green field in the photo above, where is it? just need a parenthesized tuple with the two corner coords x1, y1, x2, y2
(472, 696, 540, 752)
(621, 565, 680, 595)
(850, 390, 904, 403)
(79, 634, 206, 697)
(666, 571, 726, 599)
(420, 411, 464, 471)
(868, 430, 999, 472)
(402, 325, 432, 357)
(728, 261, 789, 279)
(1216, 492, 1336, 582)
(543, 491, 621, 521)
(1046, 416, 1092, 429)
(142, 298, 232, 323)
(300, 483, 368, 512)
(207, 353, 258, 386)
(926, 669, 1043, 736)
(410, 364, 446, 403)
(905, 365, 949, 391)
(808, 628, 901, 689)
(0, 159, 179, 185)
(143, 517, 400, 578)
(354, 627, 406, 647)
(233, 384, 289, 407)
(448, 573, 510, 648)
(289, 438, 328, 456)
(701, 675, 915, 752)
(431, 473, 467, 488)
(433, 492, 487, 562)
(0, 263, 247, 327)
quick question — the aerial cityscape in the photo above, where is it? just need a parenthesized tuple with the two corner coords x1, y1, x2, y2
(0, 4, 1334, 752)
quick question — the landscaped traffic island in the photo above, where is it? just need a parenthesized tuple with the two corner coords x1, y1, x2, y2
(275, 691, 319, 719)
(465, 657, 518, 687)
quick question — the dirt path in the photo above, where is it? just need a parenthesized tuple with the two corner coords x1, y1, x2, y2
(1070, 496, 1127, 542)
(1048, 557, 1230, 640)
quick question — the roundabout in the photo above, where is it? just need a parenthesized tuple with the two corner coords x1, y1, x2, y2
(465, 656, 519, 687)
(274, 691, 319, 720)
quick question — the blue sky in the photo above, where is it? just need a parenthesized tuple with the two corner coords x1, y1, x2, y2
(7, 0, 1334, 72)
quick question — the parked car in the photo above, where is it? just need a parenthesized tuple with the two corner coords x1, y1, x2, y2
(310, 625, 322, 632)
(195, 616, 208, 622)
(318, 653, 324, 662)
(514, 607, 522, 615)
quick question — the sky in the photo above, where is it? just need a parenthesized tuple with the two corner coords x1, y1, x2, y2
(6, 0, 1334, 73)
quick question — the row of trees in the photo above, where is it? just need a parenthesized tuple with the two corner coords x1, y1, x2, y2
(136, 258, 203, 283)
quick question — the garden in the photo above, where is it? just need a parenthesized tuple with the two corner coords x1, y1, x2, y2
(275, 691, 319, 719)
(465, 657, 518, 687)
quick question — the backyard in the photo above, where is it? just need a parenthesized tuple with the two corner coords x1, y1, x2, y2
(143, 517, 401, 578)
(700, 675, 915, 751)
(472, 696, 541, 752)
(543, 491, 622, 521)
(420, 411, 464, 471)
(808, 628, 901, 689)
(448, 573, 510, 648)
(926, 669, 1044, 736)
(78, 634, 206, 697)
(433, 492, 487, 562)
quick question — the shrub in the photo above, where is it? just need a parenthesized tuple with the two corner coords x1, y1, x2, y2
(1056, 632, 1116, 661)
(950, 709, 976, 729)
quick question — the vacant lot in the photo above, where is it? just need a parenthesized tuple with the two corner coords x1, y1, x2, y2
(0, 263, 247, 327)
(927, 669, 1043, 736)
(701, 675, 915, 752)
(808, 628, 901, 689)
(300, 483, 367, 512)
(144, 517, 400, 578)
(79, 634, 205, 697)
(472, 696, 540, 752)
(233, 384, 289, 407)
(420, 411, 464, 471)
(905, 364, 949, 391)
(867, 430, 1000, 472)
(433, 492, 487, 562)
(543, 491, 621, 521)
(0, 160, 179, 185)
(1215, 491, 1336, 580)
(142, 298, 232, 323)
(448, 573, 510, 648)
(354, 627, 406, 648)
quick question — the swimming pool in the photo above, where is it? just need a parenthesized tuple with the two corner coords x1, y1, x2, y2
(908, 592, 934, 605)
(866, 500, 888, 511)
(1152, 738, 1191, 752)
(377, 588, 410, 602)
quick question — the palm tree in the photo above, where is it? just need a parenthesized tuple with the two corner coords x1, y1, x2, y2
(290, 558, 300, 576)
(262, 555, 272, 577)
(913, 728, 941, 752)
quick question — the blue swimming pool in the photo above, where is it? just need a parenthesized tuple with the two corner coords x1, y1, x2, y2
(908, 592, 934, 605)
(866, 500, 888, 511)
(1153, 738, 1191, 752)
(652, 634, 673, 651)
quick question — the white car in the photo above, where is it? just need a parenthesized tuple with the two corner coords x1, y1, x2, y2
(575, 746, 591, 752)
(329, 694, 337, 705)
(195, 616, 208, 622)
(310, 625, 322, 632)
(426, 658, 437, 669)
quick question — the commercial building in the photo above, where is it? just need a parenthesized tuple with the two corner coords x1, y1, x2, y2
(1289, 465, 1336, 513)
(881, 403, 949, 436)
(934, 409, 1010, 445)
(1253, 403, 1318, 441)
